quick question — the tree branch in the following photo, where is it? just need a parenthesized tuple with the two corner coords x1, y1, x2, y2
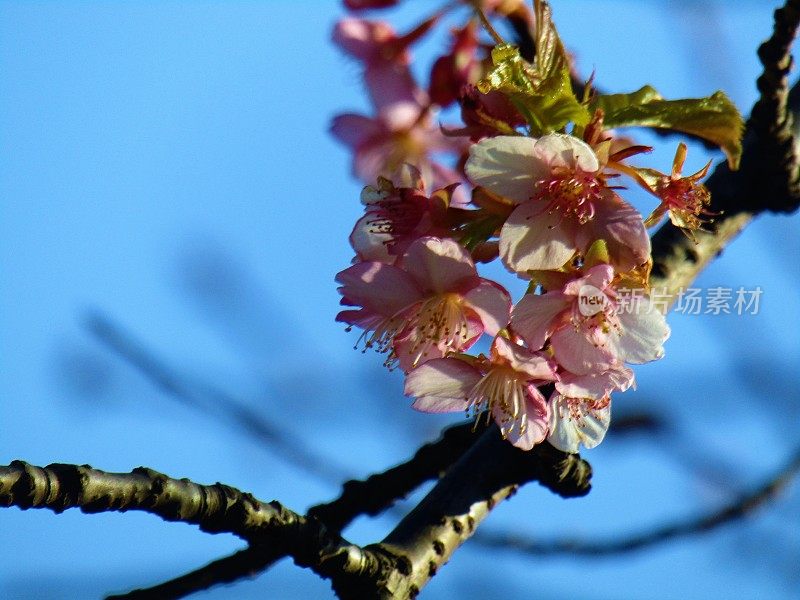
(109, 421, 489, 599)
(474, 443, 800, 556)
(651, 0, 800, 303)
(106, 545, 281, 600)
(328, 428, 591, 599)
(0, 461, 371, 587)
(308, 420, 488, 531)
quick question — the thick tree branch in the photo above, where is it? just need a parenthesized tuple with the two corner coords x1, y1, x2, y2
(651, 0, 800, 302)
(327, 428, 591, 599)
(474, 443, 800, 556)
(0, 461, 371, 587)
(113, 421, 489, 599)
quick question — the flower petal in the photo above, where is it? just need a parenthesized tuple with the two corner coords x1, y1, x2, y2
(577, 192, 650, 272)
(556, 366, 634, 399)
(610, 299, 670, 364)
(533, 133, 599, 172)
(349, 213, 393, 263)
(502, 385, 549, 450)
(500, 202, 577, 272)
(492, 336, 557, 381)
(550, 325, 615, 375)
(461, 279, 512, 336)
(547, 393, 611, 453)
(401, 236, 476, 292)
(330, 113, 384, 149)
(336, 261, 422, 316)
(405, 358, 480, 412)
(465, 136, 543, 203)
(511, 292, 568, 350)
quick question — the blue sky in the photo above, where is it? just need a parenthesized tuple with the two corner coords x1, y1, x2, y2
(1, 1, 798, 598)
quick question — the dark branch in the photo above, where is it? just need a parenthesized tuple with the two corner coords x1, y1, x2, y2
(308, 420, 487, 531)
(474, 444, 800, 556)
(329, 428, 591, 599)
(0, 461, 371, 588)
(106, 545, 281, 600)
(111, 421, 489, 599)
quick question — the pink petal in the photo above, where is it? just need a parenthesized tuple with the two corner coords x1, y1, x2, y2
(550, 325, 615, 376)
(367, 64, 427, 125)
(563, 264, 615, 298)
(336, 261, 422, 316)
(502, 385, 549, 450)
(352, 138, 394, 181)
(493, 336, 557, 381)
(393, 334, 446, 373)
(405, 358, 481, 412)
(465, 136, 543, 203)
(461, 279, 511, 336)
(330, 113, 384, 149)
(500, 202, 577, 272)
(511, 292, 568, 350)
(577, 192, 650, 272)
(556, 366, 634, 399)
(344, 0, 400, 10)
(332, 18, 396, 62)
(401, 236, 476, 293)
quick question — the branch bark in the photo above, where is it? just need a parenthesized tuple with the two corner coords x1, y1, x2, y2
(0, 461, 371, 587)
(327, 429, 590, 599)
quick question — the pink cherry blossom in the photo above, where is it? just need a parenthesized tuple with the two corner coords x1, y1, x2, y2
(511, 264, 670, 375)
(547, 365, 633, 453)
(464, 134, 651, 273)
(350, 168, 456, 263)
(331, 103, 465, 196)
(405, 336, 558, 450)
(336, 236, 511, 371)
(332, 17, 435, 120)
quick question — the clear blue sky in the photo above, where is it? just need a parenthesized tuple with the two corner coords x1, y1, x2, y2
(1, 2, 798, 598)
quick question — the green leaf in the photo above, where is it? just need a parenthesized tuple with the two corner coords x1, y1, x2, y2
(592, 87, 744, 169)
(476, 1, 589, 134)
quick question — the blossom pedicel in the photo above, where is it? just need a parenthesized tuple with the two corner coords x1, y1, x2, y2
(333, 0, 743, 452)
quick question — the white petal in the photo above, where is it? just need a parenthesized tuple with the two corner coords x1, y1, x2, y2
(465, 136, 543, 203)
(550, 325, 615, 376)
(349, 213, 393, 263)
(533, 133, 599, 172)
(611, 299, 670, 364)
(547, 393, 611, 453)
(556, 366, 634, 399)
(501, 386, 549, 450)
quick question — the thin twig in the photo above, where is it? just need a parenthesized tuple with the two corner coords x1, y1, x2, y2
(85, 311, 352, 484)
(474, 444, 800, 556)
(106, 545, 282, 600)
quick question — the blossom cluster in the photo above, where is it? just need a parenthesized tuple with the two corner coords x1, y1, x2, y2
(333, 1, 742, 453)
